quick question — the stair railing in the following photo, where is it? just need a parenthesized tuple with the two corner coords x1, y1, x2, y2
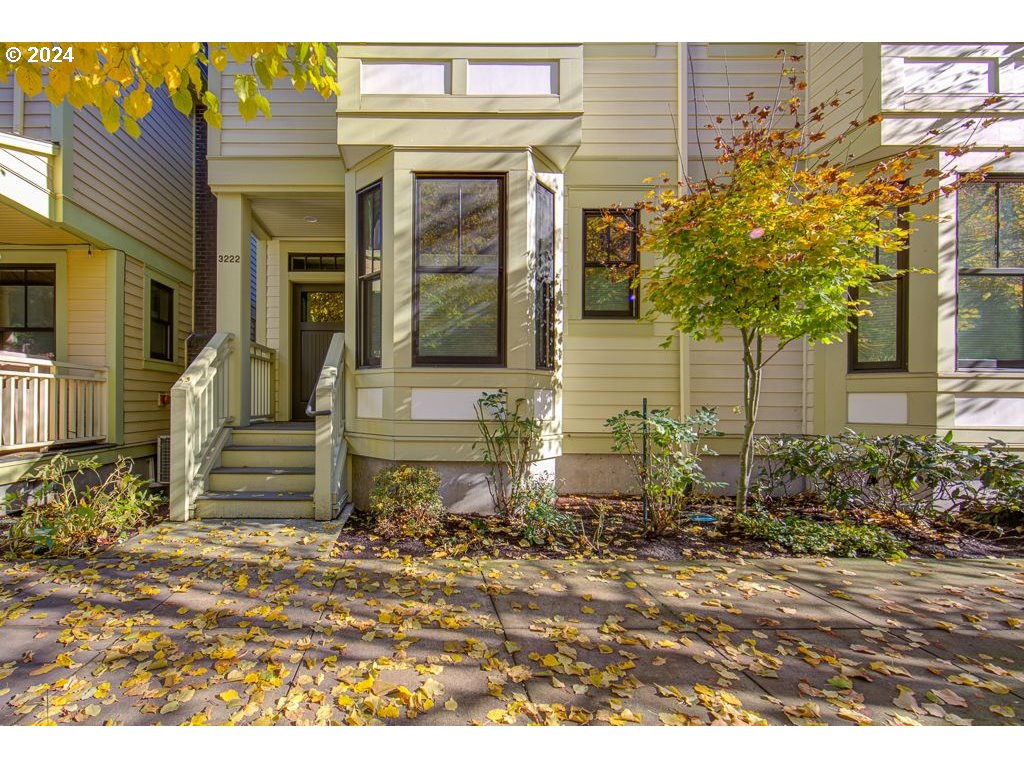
(170, 332, 232, 521)
(308, 332, 347, 520)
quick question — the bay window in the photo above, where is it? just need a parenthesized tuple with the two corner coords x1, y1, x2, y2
(535, 183, 556, 369)
(357, 181, 383, 368)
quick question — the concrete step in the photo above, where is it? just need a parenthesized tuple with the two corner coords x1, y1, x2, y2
(218, 445, 315, 469)
(230, 428, 314, 448)
(195, 491, 315, 519)
(207, 467, 315, 493)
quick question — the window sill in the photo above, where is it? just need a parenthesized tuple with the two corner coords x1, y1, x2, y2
(143, 358, 181, 373)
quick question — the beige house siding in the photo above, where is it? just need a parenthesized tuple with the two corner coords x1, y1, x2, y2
(66, 250, 107, 367)
(806, 43, 868, 143)
(216, 62, 338, 158)
(70, 91, 192, 268)
(0, 79, 52, 141)
(122, 255, 190, 445)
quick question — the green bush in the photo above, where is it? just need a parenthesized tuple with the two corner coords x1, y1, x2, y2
(369, 465, 444, 540)
(734, 511, 906, 559)
(511, 473, 576, 546)
(474, 390, 542, 521)
(3, 455, 161, 558)
(606, 405, 723, 534)
(755, 431, 1024, 530)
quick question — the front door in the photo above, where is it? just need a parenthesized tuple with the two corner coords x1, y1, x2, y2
(292, 283, 344, 419)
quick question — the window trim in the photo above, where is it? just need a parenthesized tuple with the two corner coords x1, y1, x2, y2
(147, 278, 175, 363)
(0, 263, 57, 359)
(848, 211, 910, 373)
(535, 181, 556, 370)
(412, 173, 507, 367)
(955, 175, 1024, 370)
(356, 180, 383, 369)
(582, 207, 640, 320)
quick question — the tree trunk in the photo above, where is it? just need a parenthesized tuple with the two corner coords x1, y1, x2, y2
(736, 330, 763, 517)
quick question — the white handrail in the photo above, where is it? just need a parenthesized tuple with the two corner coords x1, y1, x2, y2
(0, 356, 108, 452)
(169, 332, 233, 521)
(313, 333, 347, 520)
(249, 342, 276, 422)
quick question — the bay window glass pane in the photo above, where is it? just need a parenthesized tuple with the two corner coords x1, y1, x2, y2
(417, 272, 498, 359)
(999, 180, 1024, 268)
(584, 268, 633, 314)
(417, 179, 461, 267)
(460, 180, 500, 267)
(957, 274, 1024, 363)
(958, 183, 997, 269)
(856, 280, 899, 363)
(0, 284, 26, 327)
(367, 280, 382, 362)
(535, 183, 555, 369)
(359, 184, 382, 276)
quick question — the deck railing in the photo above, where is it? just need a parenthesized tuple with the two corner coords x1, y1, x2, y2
(170, 333, 232, 521)
(0, 354, 107, 453)
(310, 333, 347, 520)
(249, 342, 276, 422)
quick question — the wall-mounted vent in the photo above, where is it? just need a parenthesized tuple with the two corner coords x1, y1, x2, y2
(155, 435, 171, 485)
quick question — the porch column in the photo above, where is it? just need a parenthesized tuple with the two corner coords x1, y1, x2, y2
(216, 193, 252, 427)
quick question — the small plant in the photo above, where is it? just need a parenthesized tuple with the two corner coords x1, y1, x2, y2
(474, 390, 542, 521)
(576, 500, 613, 552)
(3, 455, 161, 558)
(511, 473, 576, 546)
(734, 509, 906, 560)
(606, 405, 723, 535)
(368, 464, 444, 540)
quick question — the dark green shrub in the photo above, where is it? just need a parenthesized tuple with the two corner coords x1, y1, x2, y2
(3, 455, 161, 557)
(606, 405, 724, 534)
(369, 465, 444, 539)
(734, 511, 906, 559)
(755, 431, 1024, 529)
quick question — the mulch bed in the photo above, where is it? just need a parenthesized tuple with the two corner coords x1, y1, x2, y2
(332, 495, 1024, 561)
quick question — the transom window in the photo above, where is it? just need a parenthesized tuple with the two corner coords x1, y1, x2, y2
(957, 178, 1024, 369)
(413, 175, 505, 366)
(357, 182, 383, 368)
(149, 280, 174, 362)
(582, 208, 639, 319)
(849, 211, 909, 371)
(0, 265, 55, 358)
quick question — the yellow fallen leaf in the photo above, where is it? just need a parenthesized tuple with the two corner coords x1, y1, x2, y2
(218, 690, 240, 703)
(989, 705, 1015, 718)
(1006, 617, 1022, 628)
(444, 698, 458, 711)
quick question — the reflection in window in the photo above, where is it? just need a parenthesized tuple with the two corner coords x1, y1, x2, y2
(957, 179, 1024, 368)
(302, 292, 344, 323)
(149, 280, 174, 362)
(849, 210, 908, 371)
(0, 265, 56, 357)
(583, 209, 638, 318)
(414, 176, 504, 365)
(535, 183, 556, 369)
(357, 182, 383, 367)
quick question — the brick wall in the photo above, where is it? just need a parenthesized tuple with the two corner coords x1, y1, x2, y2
(188, 101, 217, 363)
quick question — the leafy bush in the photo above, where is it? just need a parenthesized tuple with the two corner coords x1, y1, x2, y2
(606, 405, 723, 534)
(474, 390, 542, 520)
(3, 455, 161, 557)
(369, 464, 444, 540)
(511, 473, 576, 546)
(734, 511, 906, 559)
(755, 431, 1024, 529)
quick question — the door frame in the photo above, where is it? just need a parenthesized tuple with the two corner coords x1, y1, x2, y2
(290, 282, 344, 419)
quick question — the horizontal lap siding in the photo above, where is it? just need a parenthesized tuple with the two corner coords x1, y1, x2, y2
(578, 43, 679, 161)
(0, 80, 52, 141)
(122, 256, 191, 445)
(70, 91, 192, 267)
(807, 43, 866, 143)
(66, 252, 107, 367)
(218, 63, 338, 157)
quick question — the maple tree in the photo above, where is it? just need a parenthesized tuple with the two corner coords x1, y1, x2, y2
(638, 56, 1002, 516)
(0, 43, 338, 137)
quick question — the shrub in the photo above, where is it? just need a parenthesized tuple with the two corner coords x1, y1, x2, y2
(755, 431, 1024, 529)
(3, 455, 161, 557)
(369, 465, 444, 540)
(511, 473, 576, 546)
(606, 405, 723, 534)
(474, 390, 542, 521)
(734, 511, 906, 559)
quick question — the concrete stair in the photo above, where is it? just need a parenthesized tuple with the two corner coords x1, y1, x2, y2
(195, 424, 317, 519)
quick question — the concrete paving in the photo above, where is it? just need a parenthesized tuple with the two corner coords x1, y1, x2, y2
(0, 521, 1021, 725)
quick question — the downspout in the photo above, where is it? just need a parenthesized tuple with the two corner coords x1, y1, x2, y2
(677, 42, 689, 417)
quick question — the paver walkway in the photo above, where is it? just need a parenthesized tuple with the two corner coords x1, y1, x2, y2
(1, 521, 1021, 725)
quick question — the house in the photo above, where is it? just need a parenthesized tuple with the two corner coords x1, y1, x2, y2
(0, 77, 194, 495)
(9, 43, 1010, 523)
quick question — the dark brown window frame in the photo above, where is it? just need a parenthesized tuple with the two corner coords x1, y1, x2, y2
(848, 210, 909, 372)
(535, 182, 556, 370)
(149, 279, 175, 362)
(412, 173, 507, 367)
(582, 207, 639, 319)
(356, 181, 383, 368)
(0, 263, 56, 358)
(955, 175, 1024, 370)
